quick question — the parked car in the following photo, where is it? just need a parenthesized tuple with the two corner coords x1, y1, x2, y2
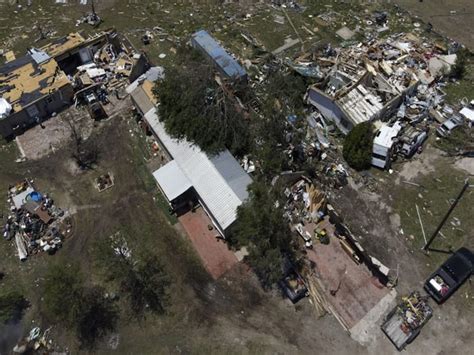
(424, 247, 474, 304)
(436, 115, 463, 137)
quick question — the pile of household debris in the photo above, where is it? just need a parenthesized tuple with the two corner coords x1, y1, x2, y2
(2, 180, 70, 261)
(13, 326, 57, 354)
(299, 28, 472, 170)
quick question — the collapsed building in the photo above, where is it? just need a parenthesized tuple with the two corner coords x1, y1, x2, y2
(306, 33, 456, 135)
(0, 29, 149, 139)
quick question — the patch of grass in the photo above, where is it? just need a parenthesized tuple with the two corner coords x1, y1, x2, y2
(391, 160, 474, 265)
(433, 128, 474, 155)
(154, 192, 178, 225)
(445, 62, 474, 105)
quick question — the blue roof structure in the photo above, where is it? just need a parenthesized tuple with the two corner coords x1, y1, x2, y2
(191, 30, 247, 80)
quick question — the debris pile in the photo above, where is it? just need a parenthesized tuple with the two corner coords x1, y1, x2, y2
(13, 326, 57, 354)
(2, 180, 70, 261)
(396, 292, 433, 335)
(96, 173, 115, 192)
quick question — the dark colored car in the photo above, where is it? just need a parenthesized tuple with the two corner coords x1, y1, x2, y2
(424, 248, 474, 304)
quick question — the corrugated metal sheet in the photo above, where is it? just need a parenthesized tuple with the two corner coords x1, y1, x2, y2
(144, 109, 252, 231)
(191, 30, 246, 80)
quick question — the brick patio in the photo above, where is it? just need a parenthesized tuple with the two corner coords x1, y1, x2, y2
(178, 207, 238, 279)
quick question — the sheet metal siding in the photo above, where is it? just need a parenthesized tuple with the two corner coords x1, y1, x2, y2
(144, 109, 251, 231)
(191, 30, 246, 80)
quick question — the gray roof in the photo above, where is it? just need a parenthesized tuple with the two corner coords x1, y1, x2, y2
(191, 30, 247, 80)
(144, 108, 252, 231)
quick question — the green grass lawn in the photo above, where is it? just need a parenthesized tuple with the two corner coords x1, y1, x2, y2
(390, 158, 474, 265)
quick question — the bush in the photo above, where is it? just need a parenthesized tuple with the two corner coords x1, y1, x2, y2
(93, 236, 171, 318)
(450, 48, 469, 80)
(42, 262, 117, 348)
(343, 122, 374, 171)
(42, 263, 84, 326)
(75, 287, 118, 349)
(0, 290, 29, 323)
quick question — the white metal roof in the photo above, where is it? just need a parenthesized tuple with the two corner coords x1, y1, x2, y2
(152, 161, 192, 201)
(374, 122, 402, 149)
(460, 107, 474, 123)
(144, 109, 252, 231)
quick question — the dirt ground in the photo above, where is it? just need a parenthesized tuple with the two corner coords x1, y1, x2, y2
(0, 115, 367, 354)
(394, 0, 474, 50)
(1, 1, 473, 353)
(331, 141, 474, 354)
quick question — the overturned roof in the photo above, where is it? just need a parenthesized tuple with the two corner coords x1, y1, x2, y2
(144, 108, 252, 231)
(0, 55, 71, 114)
(191, 30, 247, 80)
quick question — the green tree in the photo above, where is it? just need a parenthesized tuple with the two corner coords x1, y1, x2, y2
(450, 48, 469, 80)
(93, 235, 171, 318)
(75, 287, 118, 349)
(264, 70, 308, 114)
(251, 107, 288, 180)
(232, 181, 296, 288)
(42, 262, 118, 348)
(0, 290, 29, 323)
(155, 47, 250, 157)
(42, 262, 84, 327)
(343, 122, 374, 171)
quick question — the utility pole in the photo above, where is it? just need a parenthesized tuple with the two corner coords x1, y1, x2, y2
(423, 179, 470, 251)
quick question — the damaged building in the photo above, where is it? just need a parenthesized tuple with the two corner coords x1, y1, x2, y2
(0, 29, 150, 139)
(0, 50, 74, 138)
(307, 66, 417, 134)
(127, 70, 252, 237)
(191, 30, 248, 83)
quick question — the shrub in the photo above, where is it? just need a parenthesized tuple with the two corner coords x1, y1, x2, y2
(343, 122, 374, 171)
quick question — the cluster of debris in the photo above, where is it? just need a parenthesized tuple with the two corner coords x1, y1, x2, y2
(0, 29, 150, 139)
(293, 25, 473, 169)
(397, 292, 433, 334)
(13, 326, 57, 354)
(2, 180, 70, 261)
(96, 172, 114, 192)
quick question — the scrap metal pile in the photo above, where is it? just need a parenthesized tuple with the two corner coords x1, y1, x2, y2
(2, 180, 70, 261)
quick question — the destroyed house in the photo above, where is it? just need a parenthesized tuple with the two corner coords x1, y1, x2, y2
(41, 30, 150, 82)
(0, 51, 74, 138)
(128, 76, 252, 237)
(308, 69, 415, 134)
(191, 30, 247, 82)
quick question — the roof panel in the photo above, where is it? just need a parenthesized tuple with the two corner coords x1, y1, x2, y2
(152, 161, 192, 201)
(144, 109, 252, 231)
(191, 30, 246, 79)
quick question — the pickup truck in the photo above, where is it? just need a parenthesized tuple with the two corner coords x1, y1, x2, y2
(381, 292, 433, 351)
(424, 247, 474, 304)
